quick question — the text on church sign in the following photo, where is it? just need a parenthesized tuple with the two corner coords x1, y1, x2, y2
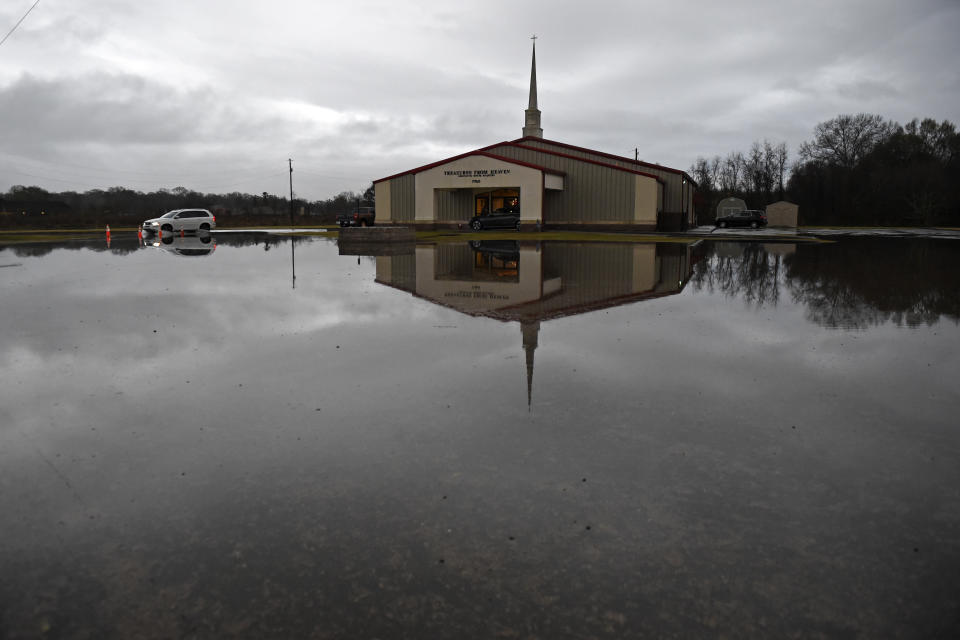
(443, 169, 512, 178)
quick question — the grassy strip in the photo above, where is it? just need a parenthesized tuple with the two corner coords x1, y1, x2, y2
(0, 232, 104, 243)
(274, 230, 339, 238)
(415, 230, 831, 243)
(798, 225, 960, 230)
(417, 230, 698, 243)
(223, 225, 338, 231)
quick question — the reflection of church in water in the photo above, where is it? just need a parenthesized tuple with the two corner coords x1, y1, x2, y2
(374, 241, 698, 405)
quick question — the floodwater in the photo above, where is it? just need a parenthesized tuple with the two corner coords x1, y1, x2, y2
(1, 232, 958, 638)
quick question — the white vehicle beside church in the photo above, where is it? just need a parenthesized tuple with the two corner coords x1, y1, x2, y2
(141, 209, 216, 234)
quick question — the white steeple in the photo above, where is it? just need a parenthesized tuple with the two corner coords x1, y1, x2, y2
(522, 36, 543, 138)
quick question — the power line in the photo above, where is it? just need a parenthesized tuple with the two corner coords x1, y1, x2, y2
(0, 0, 40, 48)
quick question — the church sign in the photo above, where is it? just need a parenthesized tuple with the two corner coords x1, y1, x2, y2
(443, 169, 512, 178)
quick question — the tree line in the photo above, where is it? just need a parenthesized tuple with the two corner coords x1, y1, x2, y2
(690, 114, 960, 226)
(0, 183, 375, 228)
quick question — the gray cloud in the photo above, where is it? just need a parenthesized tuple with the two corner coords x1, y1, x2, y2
(1, 0, 958, 199)
(0, 73, 217, 147)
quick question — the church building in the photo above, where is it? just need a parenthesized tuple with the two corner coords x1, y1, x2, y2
(373, 41, 697, 232)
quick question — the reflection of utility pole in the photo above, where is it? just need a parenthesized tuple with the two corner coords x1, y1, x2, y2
(291, 237, 296, 289)
(288, 159, 294, 228)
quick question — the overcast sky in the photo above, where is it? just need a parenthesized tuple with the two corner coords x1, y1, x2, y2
(1, 0, 958, 201)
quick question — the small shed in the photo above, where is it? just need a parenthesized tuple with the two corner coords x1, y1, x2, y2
(716, 197, 747, 218)
(765, 201, 799, 227)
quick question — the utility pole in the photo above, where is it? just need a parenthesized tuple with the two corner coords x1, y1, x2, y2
(288, 158, 296, 287)
(635, 148, 639, 162)
(288, 158, 294, 228)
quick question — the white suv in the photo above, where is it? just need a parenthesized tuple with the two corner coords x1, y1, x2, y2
(142, 209, 216, 234)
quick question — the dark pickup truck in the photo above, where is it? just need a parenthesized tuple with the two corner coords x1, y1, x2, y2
(337, 207, 375, 227)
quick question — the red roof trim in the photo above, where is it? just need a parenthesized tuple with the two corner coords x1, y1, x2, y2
(490, 142, 665, 183)
(511, 136, 696, 185)
(374, 149, 565, 184)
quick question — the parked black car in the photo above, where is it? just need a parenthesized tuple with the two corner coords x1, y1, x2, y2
(468, 208, 520, 231)
(715, 209, 767, 229)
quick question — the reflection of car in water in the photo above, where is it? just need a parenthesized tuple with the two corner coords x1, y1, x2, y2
(145, 234, 217, 257)
(469, 240, 520, 259)
(141, 208, 216, 234)
(468, 240, 520, 279)
(469, 204, 521, 231)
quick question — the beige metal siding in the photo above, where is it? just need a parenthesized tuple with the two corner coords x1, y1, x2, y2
(487, 144, 637, 223)
(634, 175, 658, 225)
(543, 189, 564, 220)
(435, 190, 474, 222)
(517, 140, 689, 215)
(390, 175, 416, 222)
(374, 181, 392, 222)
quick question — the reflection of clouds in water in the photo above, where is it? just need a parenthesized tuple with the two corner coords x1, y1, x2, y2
(0, 241, 510, 459)
(0, 242, 414, 358)
(539, 284, 959, 427)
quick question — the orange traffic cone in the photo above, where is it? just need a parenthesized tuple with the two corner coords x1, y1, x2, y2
(105, 225, 111, 240)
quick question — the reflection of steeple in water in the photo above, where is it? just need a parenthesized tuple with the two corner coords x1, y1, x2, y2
(521, 320, 540, 408)
(374, 241, 697, 408)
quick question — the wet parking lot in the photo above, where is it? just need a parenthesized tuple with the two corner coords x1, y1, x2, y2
(1, 232, 959, 638)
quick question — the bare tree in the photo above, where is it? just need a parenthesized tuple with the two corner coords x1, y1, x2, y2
(720, 151, 745, 193)
(709, 155, 722, 191)
(746, 142, 765, 195)
(690, 139, 787, 209)
(689, 157, 712, 191)
(773, 142, 788, 200)
(798, 113, 894, 169)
